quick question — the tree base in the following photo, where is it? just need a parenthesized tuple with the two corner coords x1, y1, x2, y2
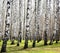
(1, 37, 8, 53)
(24, 45, 28, 49)
(49, 42, 53, 45)
(1, 44, 7, 53)
(32, 41, 35, 47)
(1, 48, 6, 53)
(56, 41, 58, 43)
(24, 43, 28, 49)
(17, 43, 19, 46)
(11, 41, 15, 45)
(44, 42, 48, 46)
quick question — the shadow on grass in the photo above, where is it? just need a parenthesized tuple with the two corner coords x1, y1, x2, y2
(4, 41, 60, 53)
(7, 44, 45, 52)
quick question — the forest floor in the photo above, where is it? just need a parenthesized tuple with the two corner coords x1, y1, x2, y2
(0, 40, 60, 53)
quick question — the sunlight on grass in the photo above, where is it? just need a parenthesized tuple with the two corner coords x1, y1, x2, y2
(0, 40, 60, 53)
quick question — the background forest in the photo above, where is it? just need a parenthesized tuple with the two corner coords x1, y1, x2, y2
(0, 0, 60, 53)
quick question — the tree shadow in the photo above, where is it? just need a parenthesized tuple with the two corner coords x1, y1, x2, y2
(4, 41, 60, 53)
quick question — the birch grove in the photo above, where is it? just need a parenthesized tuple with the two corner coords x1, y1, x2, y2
(0, 0, 60, 52)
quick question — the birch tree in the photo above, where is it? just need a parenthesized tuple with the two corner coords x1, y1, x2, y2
(1, 0, 11, 52)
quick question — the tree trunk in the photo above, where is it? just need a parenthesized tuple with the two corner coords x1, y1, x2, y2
(44, 31, 47, 45)
(1, 0, 11, 52)
(11, 37, 15, 45)
(1, 37, 8, 53)
(24, 0, 30, 49)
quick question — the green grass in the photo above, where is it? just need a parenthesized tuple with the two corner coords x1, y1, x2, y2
(0, 40, 60, 53)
